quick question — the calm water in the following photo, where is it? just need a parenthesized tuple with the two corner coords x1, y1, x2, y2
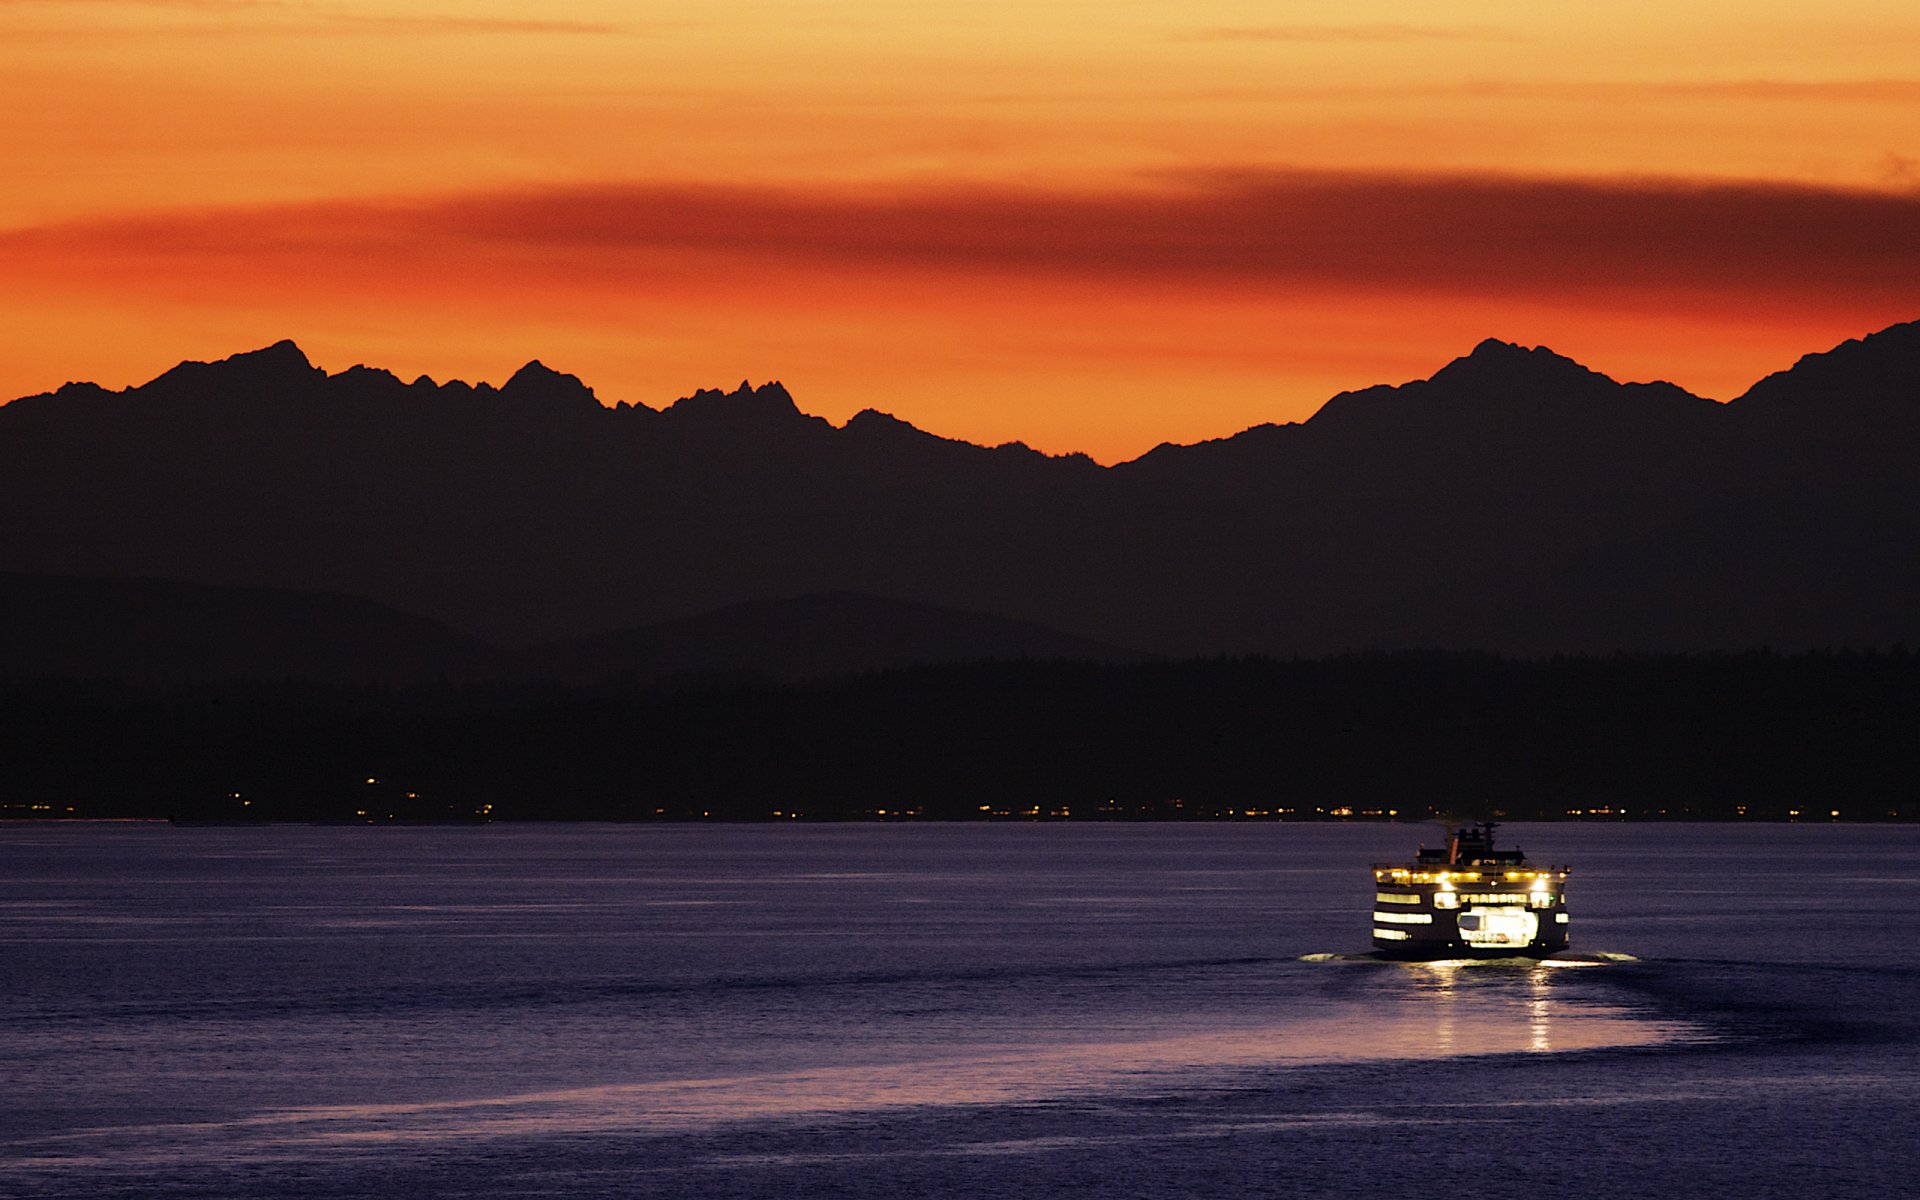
(2, 823, 1916, 1198)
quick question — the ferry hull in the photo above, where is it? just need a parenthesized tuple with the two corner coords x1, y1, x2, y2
(1372, 893, 1570, 958)
(1371, 932, 1571, 961)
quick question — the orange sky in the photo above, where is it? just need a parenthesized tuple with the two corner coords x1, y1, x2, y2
(3, 0, 1917, 461)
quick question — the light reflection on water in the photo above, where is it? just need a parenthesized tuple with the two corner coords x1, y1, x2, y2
(8, 959, 1686, 1172)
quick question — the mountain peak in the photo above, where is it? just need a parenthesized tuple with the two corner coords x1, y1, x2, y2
(142, 339, 321, 396)
(664, 379, 804, 425)
(234, 339, 309, 366)
(1431, 338, 1608, 392)
(844, 408, 921, 436)
(744, 379, 795, 408)
(228, 339, 314, 372)
(1301, 334, 1707, 438)
(501, 359, 600, 410)
(1731, 318, 1920, 417)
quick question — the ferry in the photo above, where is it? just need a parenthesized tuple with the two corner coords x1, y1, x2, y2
(1372, 822, 1569, 958)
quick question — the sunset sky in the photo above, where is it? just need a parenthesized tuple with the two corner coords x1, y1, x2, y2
(3, 0, 1917, 461)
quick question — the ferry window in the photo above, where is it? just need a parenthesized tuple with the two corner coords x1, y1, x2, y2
(1433, 892, 1460, 910)
(1376, 893, 1424, 905)
(1372, 911, 1435, 925)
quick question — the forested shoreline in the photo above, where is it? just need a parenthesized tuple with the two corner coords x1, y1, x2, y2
(4, 649, 1913, 823)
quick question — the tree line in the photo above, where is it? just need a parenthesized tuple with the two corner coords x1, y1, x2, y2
(3, 649, 1913, 822)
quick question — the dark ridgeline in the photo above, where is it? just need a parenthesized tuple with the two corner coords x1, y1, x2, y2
(523, 592, 1146, 686)
(2, 324, 1917, 656)
(0, 572, 503, 687)
(0, 575, 1138, 689)
(1, 322, 1917, 821)
(0, 342, 1098, 649)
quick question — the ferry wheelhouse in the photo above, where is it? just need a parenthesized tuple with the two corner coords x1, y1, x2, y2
(1372, 823, 1570, 958)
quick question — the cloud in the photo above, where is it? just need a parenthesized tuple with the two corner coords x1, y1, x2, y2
(7, 169, 1918, 311)
(1175, 24, 1511, 44)
(321, 14, 621, 34)
(1132, 78, 1920, 106)
(1878, 153, 1920, 189)
(1460, 79, 1920, 104)
(0, 0, 273, 7)
(0, 1, 622, 34)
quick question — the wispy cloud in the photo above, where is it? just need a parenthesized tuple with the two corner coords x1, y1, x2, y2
(318, 13, 621, 34)
(1450, 78, 1920, 103)
(1175, 24, 1513, 44)
(0, 0, 623, 34)
(1134, 77, 1920, 106)
(8, 169, 1918, 308)
(1881, 153, 1920, 189)
(0, 0, 275, 7)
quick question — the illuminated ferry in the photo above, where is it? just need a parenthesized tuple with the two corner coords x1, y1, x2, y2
(1371, 823, 1569, 958)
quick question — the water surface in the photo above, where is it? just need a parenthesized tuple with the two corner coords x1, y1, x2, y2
(3, 822, 1914, 1197)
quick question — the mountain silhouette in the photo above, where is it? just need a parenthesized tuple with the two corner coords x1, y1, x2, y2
(525, 591, 1146, 685)
(2, 322, 1916, 658)
(0, 571, 502, 686)
(0, 573, 1135, 688)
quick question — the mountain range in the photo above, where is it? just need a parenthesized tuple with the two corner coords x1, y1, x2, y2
(2, 320, 1916, 677)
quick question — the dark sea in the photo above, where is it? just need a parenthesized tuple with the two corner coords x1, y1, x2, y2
(3, 823, 1916, 1199)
